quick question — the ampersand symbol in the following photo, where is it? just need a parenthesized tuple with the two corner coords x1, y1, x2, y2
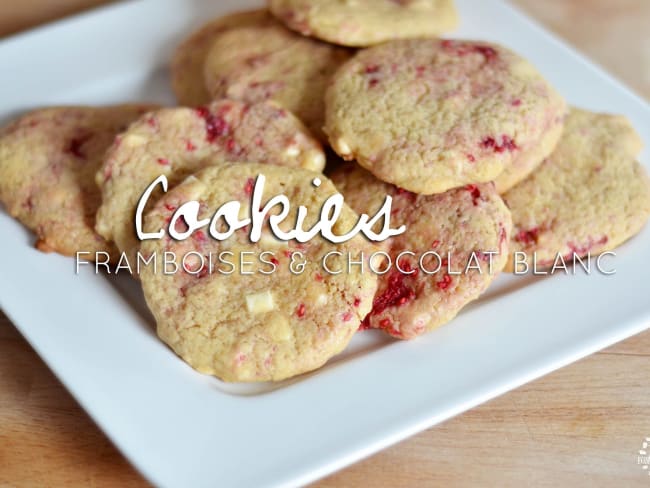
(289, 251, 307, 275)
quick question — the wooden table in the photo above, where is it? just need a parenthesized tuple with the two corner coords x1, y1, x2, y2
(1, 1, 649, 486)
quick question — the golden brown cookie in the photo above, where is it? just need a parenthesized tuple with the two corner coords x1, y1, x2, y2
(96, 99, 325, 265)
(140, 163, 378, 382)
(326, 39, 566, 194)
(332, 164, 512, 339)
(269, 0, 458, 47)
(170, 9, 276, 107)
(0, 105, 155, 258)
(504, 108, 650, 270)
(203, 24, 351, 139)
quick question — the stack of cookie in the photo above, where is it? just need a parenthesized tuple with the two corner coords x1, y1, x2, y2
(1, 0, 649, 383)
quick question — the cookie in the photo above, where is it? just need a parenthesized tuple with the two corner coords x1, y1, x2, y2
(493, 117, 564, 193)
(171, 9, 276, 107)
(203, 24, 351, 139)
(95, 99, 325, 264)
(140, 163, 378, 382)
(0, 105, 155, 258)
(325, 39, 566, 195)
(268, 0, 458, 47)
(332, 164, 512, 339)
(503, 108, 650, 270)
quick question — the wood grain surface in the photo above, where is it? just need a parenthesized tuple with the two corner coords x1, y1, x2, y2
(1, 1, 649, 487)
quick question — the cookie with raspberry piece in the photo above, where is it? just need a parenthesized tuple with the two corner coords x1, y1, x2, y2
(203, 23, 351, 139)
(0, 105, 156, 259)
(325, 39, 566, 194)
(331, 163, 512, 339)
(171, 9, 276, 107)
(503, 108, 650, 270)
(140, 163, 377, 382)
(268, 0, 458, 47)
(95, 99, 325, 265)
(493, 109, 565, 193)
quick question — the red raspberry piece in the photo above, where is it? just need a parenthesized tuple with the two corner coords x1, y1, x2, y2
(437, 274, 452, 290)
(481, 136, 518, 153)
(295, 303, 306, 318)
(371, 270, 416, 316)
(196, 106, 230, 143)
(465, 184, 481, 206)
(244, 177, 255, 196)
(474, 45, 498, 61)
(515, 227, 539, 246)
(379, 318, 392, 329)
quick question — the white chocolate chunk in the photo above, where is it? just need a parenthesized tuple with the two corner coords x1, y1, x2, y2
(246, 291, 276, 314)
(122, 134, 148, 146)
(268, 314, 292, 342)
(285, 145, 301, 157)
(183, 174, 200, 184)
(304, 149, 326, 171)
(334, 138, 352, 156)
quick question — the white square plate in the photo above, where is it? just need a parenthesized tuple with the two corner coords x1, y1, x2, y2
(1, 1, 649, 487)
